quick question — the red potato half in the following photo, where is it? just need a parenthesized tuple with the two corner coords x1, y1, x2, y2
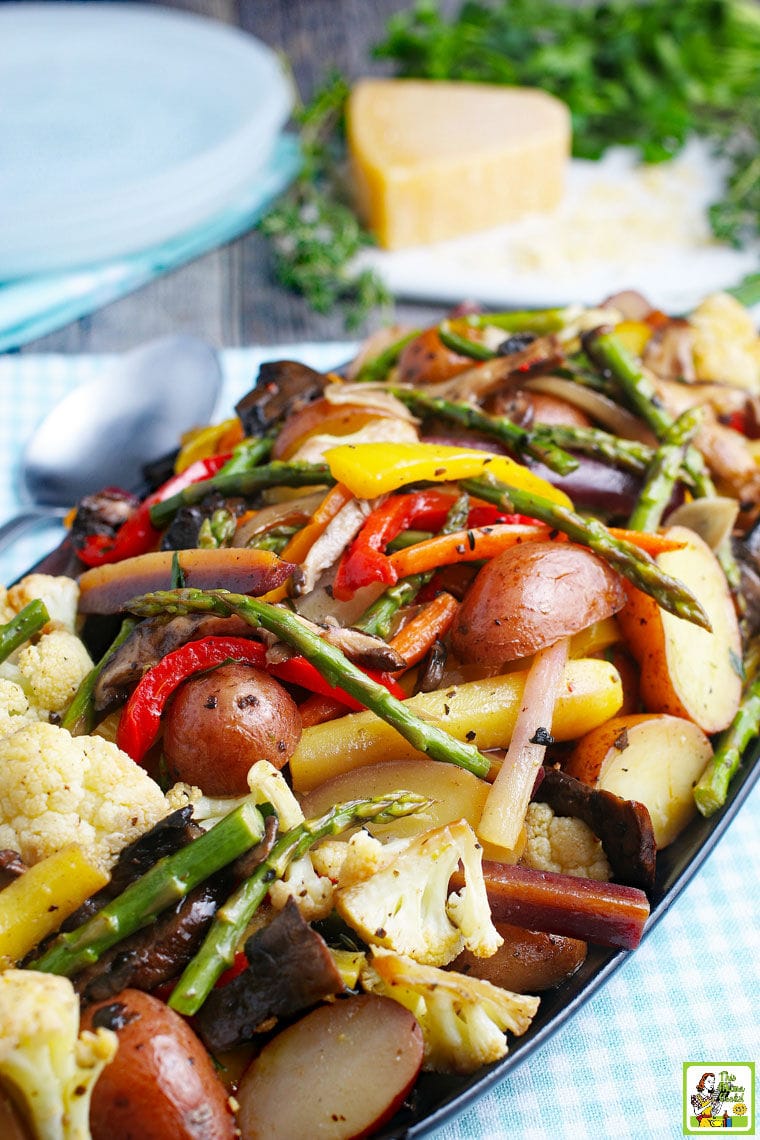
(565, 713, 714, 848)
(236, 994, 424, 1140)
(81, 988, 236, 1140)
(451, 541, 627, 665)
(615, 525, 742, 734)
(396, 326, 475, 386)
(78, 547, 296, 614)
(163, 662, 302, 794)
(271, 397, 402, 461)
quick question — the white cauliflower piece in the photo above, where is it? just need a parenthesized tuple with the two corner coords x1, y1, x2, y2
(0, 721, 168, 873)
(246, 759, 305, 830)
(17, 630, 93, 714)
(312, 830, 412, 888)
(6, 574, 81, 634)
(335, 819, 502, 967)
(690, 292, 760, 391)
(268, 853, 334, 922)
(0, 969, 117, 1140)
(364, 949, 539, 1074)
(0, 589, 13, 627)
(522, 801, 611, 881)
(246, 759, 334, 921)
(0, 678, 42, 741)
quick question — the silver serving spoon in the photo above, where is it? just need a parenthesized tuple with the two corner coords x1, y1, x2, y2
(0, 335, 223, 553)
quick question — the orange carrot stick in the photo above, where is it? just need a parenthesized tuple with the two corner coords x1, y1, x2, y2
(389, 591, 460, 669)
(387, 524, 548, 579)
(280, 483, 356, 564)
(607, 529, 687, 556)
(298, 693, 348, 728)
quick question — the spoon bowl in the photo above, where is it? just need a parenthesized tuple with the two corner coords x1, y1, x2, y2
(0, 335, 222, 553)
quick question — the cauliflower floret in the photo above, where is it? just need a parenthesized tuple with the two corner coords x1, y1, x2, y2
(690, 292, 760, 391)
(0, 969, 117, 1140)
(246, 761, 334, 920)
(17, 630, 93, 714)
(0, 678, 42, 741)
(522, 801, 611, 881)
(0, 589, 13, 627)
(0, 721, 168, 873)
(312, 830, 414, 890)
(364, 949, 539, 1074)
(268, 854, 334, 922)
(6, 574, 81, 634)
(335, 819, 502, 967)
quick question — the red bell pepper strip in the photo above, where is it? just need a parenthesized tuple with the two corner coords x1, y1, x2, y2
(268, 654, 406, 713)
(332, 487, 536, 600)
(116, 635, 266, 764)
(76, 455, 231, 567)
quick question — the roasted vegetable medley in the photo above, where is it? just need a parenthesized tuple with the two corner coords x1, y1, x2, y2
(1, 289, 759, 1139)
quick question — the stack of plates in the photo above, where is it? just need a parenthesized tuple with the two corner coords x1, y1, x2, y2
(0, 3, 294, 276)
(0, 3, 297, 349)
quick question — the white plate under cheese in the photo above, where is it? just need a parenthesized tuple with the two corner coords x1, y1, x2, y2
(356, 138, 760, 313)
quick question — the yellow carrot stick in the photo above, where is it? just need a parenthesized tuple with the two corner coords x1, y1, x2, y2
(0, 845, 109, 968)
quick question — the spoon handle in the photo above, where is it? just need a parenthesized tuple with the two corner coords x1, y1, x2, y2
(0, 509, 67, 555)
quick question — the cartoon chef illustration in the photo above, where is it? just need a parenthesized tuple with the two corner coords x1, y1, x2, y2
(691, 1073, 724, 1127)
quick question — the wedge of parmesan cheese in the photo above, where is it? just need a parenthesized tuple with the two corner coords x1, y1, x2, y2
(347, 79, 571, 250)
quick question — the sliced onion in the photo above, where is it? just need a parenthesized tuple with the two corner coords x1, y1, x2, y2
(478, 636, 570, 852)
(322, 382, 417, 422)
(232, 492, 326, 548)
(665, 496, 740, 551)
(297, 498, 377, 596)
(525, 376, 655, 443)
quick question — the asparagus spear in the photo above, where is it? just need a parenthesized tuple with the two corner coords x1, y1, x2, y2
(390, 387, 578, 476)
(354, 329, 421, 383)
(149, 461, 334, 528)
(694, 671, 760, 817)
(459, 476, 711, 631)
(60, 616, 137, 736)
(627, 407, 703, 533)
(216, 433, 275, 477)
(30, 798, 265, 978)
(0, 599, 49, 665)
(355, 491, 470, 639)
(437, 320, 496, 361)
(462, 307, 576, 336)
(584, 328, 715, 498)
(125, 588, 492, 779)
(532, 422, 655, 475)
(169, 790, 431, 1015)
(586, 329, 745, 590)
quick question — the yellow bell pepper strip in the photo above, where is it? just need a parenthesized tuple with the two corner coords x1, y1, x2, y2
(116, 635, 267, 764)
(324, 441, 573, 506)
(174, 418, 244, 473)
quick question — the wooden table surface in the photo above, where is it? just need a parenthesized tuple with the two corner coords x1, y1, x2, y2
(22, 0, 459, 355)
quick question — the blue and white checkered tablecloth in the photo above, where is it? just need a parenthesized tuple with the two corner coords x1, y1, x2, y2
(1, 347, 758, 1139)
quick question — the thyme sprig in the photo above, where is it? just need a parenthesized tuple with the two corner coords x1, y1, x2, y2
(259, 72, 390, 330)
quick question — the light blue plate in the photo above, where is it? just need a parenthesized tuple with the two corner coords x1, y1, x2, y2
(0, 3, 294, 276)
(0, 133, 301, 352)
